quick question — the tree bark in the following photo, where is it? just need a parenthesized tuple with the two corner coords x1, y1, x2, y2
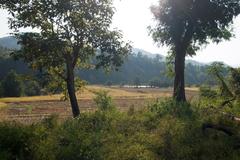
(66, 57, 80, 117)
(173, 46, 186, 102)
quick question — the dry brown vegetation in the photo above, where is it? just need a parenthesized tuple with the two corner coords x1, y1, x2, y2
(0, 86, 199, 123)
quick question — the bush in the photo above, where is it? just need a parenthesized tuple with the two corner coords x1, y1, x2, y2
(1, 98, 240, 160)
(0, 122, 34, 160)
(199, 86, 218, 98)
(229, 68, 240, 97)
(149, 98, 194, 119)
(93, 90, 115, 111)
(2, 70, 24, 97)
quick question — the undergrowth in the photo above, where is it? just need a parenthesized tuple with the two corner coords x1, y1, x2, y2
(1, 96, 240, 160)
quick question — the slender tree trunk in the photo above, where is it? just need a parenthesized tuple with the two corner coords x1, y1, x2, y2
(66, 58, 80, 117)
(173, 46, 186, 102)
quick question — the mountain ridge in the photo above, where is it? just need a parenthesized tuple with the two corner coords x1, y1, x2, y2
(0, 36, 215, 67)
(0, 36, 218, 86)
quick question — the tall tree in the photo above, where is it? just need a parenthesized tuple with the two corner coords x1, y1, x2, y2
(2, 70, 24, 97)
(149, 0, 240, 101)
(0, 0, 131, 117)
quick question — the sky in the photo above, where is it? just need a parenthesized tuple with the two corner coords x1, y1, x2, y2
(0, 0, 240, 67)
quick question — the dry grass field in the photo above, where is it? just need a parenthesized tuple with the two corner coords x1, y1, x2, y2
(0, 85, 199, 123)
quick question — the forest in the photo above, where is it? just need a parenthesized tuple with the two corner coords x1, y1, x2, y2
(0, 36, 218, 97)
(0, 0, 240, 160)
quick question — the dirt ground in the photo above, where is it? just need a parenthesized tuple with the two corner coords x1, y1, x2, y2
(0, 86, 199, 123)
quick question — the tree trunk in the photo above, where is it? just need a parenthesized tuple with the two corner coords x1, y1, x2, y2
(173, 47, 186, 102)
(66, 58, 80, 117)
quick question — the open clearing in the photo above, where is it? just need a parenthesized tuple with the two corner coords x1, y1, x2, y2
(0, 86, 199, 123)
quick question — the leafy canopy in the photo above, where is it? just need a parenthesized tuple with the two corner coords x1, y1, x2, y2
(1, 0, 131, 79)
(150, 0, 240, 55)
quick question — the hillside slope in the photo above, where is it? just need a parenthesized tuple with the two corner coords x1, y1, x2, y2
(0, 36, 213, 85)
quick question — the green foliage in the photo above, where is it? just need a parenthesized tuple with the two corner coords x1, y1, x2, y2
(149, 0, 240, 52)
(1, 98, 240, 159)
(93, 90, 115, 111)
(229, 68, 240, 98)
(2, 0, 131, 73)
(207, 65, 240, 105)
(0, 70, 46, 97)
(165, 52, 175, 78)
(0, 56, 31, 80)
(0, 41, 217, 87)
(149, 0, 240, 101)
(2, 70, 24, 97)
(0, 122, 34, 160)
(133, 77, 141, 87)
(1, 0, 131, 116)
(149, 77, 171, 88)
(0, 81, 3, 97)
(197, 66, 240, 122)
(24, 80, 41, 96)
(207, 62, 233, 97)
(149, 99, 194, 119)
(199, 86, 218, 99)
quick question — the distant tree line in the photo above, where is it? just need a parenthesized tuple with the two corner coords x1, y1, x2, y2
(0, 47, 220, 94)
(78, 53, 218, 87)
(0, 70, 42, 98)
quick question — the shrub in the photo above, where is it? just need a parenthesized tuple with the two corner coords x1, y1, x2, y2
(34, 112, 122, 160)
(0, 122, 34, 160)
(1, 98, 240, 160)
(229, 68, 240, 97)
(199, 86, 218, 98)
(93, 90, 115, 111)
(149, 98, 193, 119)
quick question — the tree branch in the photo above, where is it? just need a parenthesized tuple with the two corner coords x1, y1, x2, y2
(202, 123, 234, 136)
(72, 45, 81, 68)
(52, 68, 67, 81)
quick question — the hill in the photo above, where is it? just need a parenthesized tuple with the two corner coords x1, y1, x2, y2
(0, 36, 19, 49)
(0, 36, 205, 65)
(0, 36, 214, 86)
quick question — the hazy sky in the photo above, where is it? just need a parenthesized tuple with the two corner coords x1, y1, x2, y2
(0, 0, 239, 67)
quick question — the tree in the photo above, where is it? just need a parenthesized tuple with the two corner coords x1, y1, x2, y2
(24, 80, 41, 96)
(149, 78, 160, 88)
(149, 0, 240, 102)
(106, 81, 113, 87)
(154, 54, 162, 63)
(0, 81, 3, 97)
(1, 0, 131, 117)
(229, 68, 240, 98)
(208, 62, 240, 99)
(133, 77, 141, 88)
(149, 77, 172, 88)
(208, 62, 233, 97)
(2, 70, 24, 97)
